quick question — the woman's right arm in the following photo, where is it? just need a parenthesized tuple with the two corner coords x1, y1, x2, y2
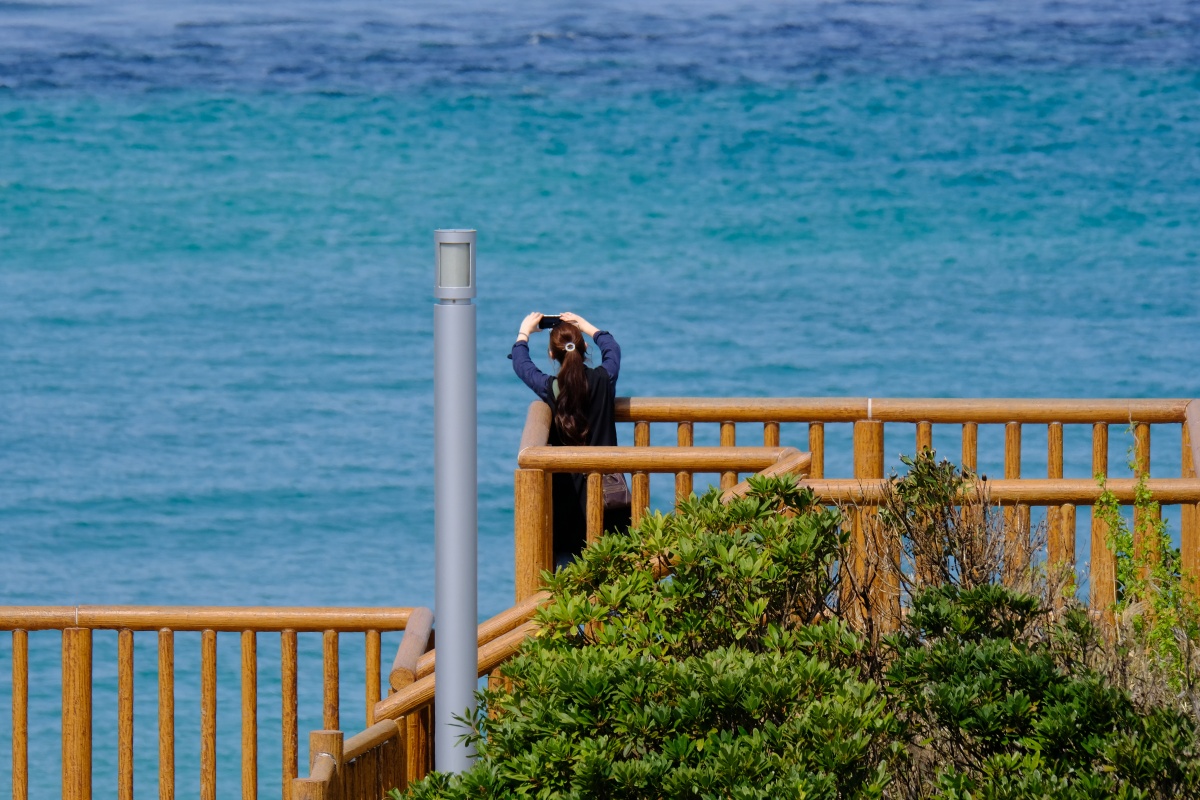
(511, 342, 553, 403)
(511, 313, 554, 404)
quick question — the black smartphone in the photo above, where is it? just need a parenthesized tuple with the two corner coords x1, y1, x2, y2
(538, 315, 562, 329)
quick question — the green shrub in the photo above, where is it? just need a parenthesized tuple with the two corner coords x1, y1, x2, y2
(396, 463, 1200, 800)
(399, 477, 901, 799)
(887, 583, 1200, 798)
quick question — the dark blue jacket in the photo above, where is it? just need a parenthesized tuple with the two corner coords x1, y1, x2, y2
(510, 331, 621, 406)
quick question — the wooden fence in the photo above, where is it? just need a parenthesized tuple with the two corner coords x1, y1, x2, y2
(295, 396, 1200, 800)
(0, 606, 417, 800)
(291, 594, 544, 800)
(8, 397, 1200, 800)
(516, 397, 1200, 612)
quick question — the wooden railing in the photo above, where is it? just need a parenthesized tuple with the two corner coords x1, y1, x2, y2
(516, 397, 1200, 610)
(287, 396, 1200, 800)
(514, 400, 814, 600)
(11, 397, 1199, 800)
(1, 606, 418, 800)
(291, 594, 545, 799)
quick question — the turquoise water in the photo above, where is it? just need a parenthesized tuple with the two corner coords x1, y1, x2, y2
(2, 0, 1200, 795)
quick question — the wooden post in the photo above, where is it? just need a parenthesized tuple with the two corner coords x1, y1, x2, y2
(282, 630, 298, 800)
(118, 629, 134, 800)
(62, 627, 92, 800)
(323, 631, 339, 730)
(853, 421, 885, 478)
(1133, 422, 1156, 578)
(1062, 503, 1077, 592)
(13, 630, 28, 800)
(916, 421, 932, 454)
(808, 423, 825, 479)
(586, 472, 604, 545)
(720, 422, 737, 489)
(633, 422, 650, 525)
(675, 422, 693, 502)
(1003, 422, 1028, 580)
(201, 629, 217, 800)
(763, 421, 780, 447)
(158, 629, 175, 800)
(1047, 423, 1065, 568)
(852, 421, 892, 625)
(1184, 421, 1199, 592)
(365, 630, 381, 727)
(961, 422, 978, 473)
(1091, 423, 1115, 618)
(242, 630, 258, 800)
(310, 731, 344, 800)
(514, 468, 550, 602)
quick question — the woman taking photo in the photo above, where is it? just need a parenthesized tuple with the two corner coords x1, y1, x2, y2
(511, 311, 629, 566)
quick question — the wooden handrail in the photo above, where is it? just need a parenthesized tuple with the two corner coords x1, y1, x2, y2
(344, 719, 403, 761)
(801, 478, 1200, 505)
(517, 446, 801, 472)
(612, 397, 1191, 424)
(721, 451, 813, 502)
(519, 401, 552, 451)
(389, 607, 433, 691)
(373, 622, 538, 723)
(0, 606, 416, 632)
(414, 591, 549, 680)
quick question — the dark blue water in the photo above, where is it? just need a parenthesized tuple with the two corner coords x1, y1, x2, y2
(2, 0, 1199, 795)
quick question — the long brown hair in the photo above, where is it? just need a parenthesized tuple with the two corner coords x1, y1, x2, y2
(549, 322, 589, 445)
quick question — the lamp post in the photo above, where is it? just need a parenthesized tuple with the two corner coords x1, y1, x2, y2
(433, 229, 478, 772)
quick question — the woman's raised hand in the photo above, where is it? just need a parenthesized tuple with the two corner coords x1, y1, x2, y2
(519, 312, 543, 337)
(560, 312, 598, 337)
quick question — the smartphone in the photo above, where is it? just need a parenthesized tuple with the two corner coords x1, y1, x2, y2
(538, 315, 562, 330)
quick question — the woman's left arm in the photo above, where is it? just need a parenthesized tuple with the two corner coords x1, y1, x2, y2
(593, 331, 621, 383)
(511, 312, 554, 403)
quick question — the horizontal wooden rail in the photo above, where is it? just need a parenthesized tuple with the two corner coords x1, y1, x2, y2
(802, 478, 1200, 505)
(344, 720, 403, 762)
(520, 401, 552, 450)
(0, 606, 416, 632)
(721, 451, 813, 502)
(389, 608, 433, 691)
(374, 622, 538, 723)
(415, 591, 548, 680)
(613, 397, 1191, 424)
(517, 446, 801, 472)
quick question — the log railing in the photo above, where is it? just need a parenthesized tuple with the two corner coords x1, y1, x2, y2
(516, 397, 1200, 609)
(1, 606, 417, 800)
(10, 398, 1199, 800)
(514, 400, 818, 600)
(292, 593, 546, 799)
(291, 396, 1200, 799)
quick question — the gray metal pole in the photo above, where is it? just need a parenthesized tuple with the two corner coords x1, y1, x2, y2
(433, 230, 478, 773)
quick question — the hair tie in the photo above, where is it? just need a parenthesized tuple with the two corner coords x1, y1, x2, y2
(563, 342, 576, 352)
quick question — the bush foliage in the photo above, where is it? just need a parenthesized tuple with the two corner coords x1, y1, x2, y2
(398, 459, 1200, 800)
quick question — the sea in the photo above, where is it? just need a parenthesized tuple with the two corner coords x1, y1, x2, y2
(2, 0, 1199, 795)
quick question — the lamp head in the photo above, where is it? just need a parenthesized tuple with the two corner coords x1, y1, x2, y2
(434, 229, 476, 301)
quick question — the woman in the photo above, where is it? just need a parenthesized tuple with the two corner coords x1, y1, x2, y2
(511, 311, 629, 565)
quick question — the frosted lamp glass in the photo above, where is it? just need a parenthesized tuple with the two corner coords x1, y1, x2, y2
(438, 243, 472, 288)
